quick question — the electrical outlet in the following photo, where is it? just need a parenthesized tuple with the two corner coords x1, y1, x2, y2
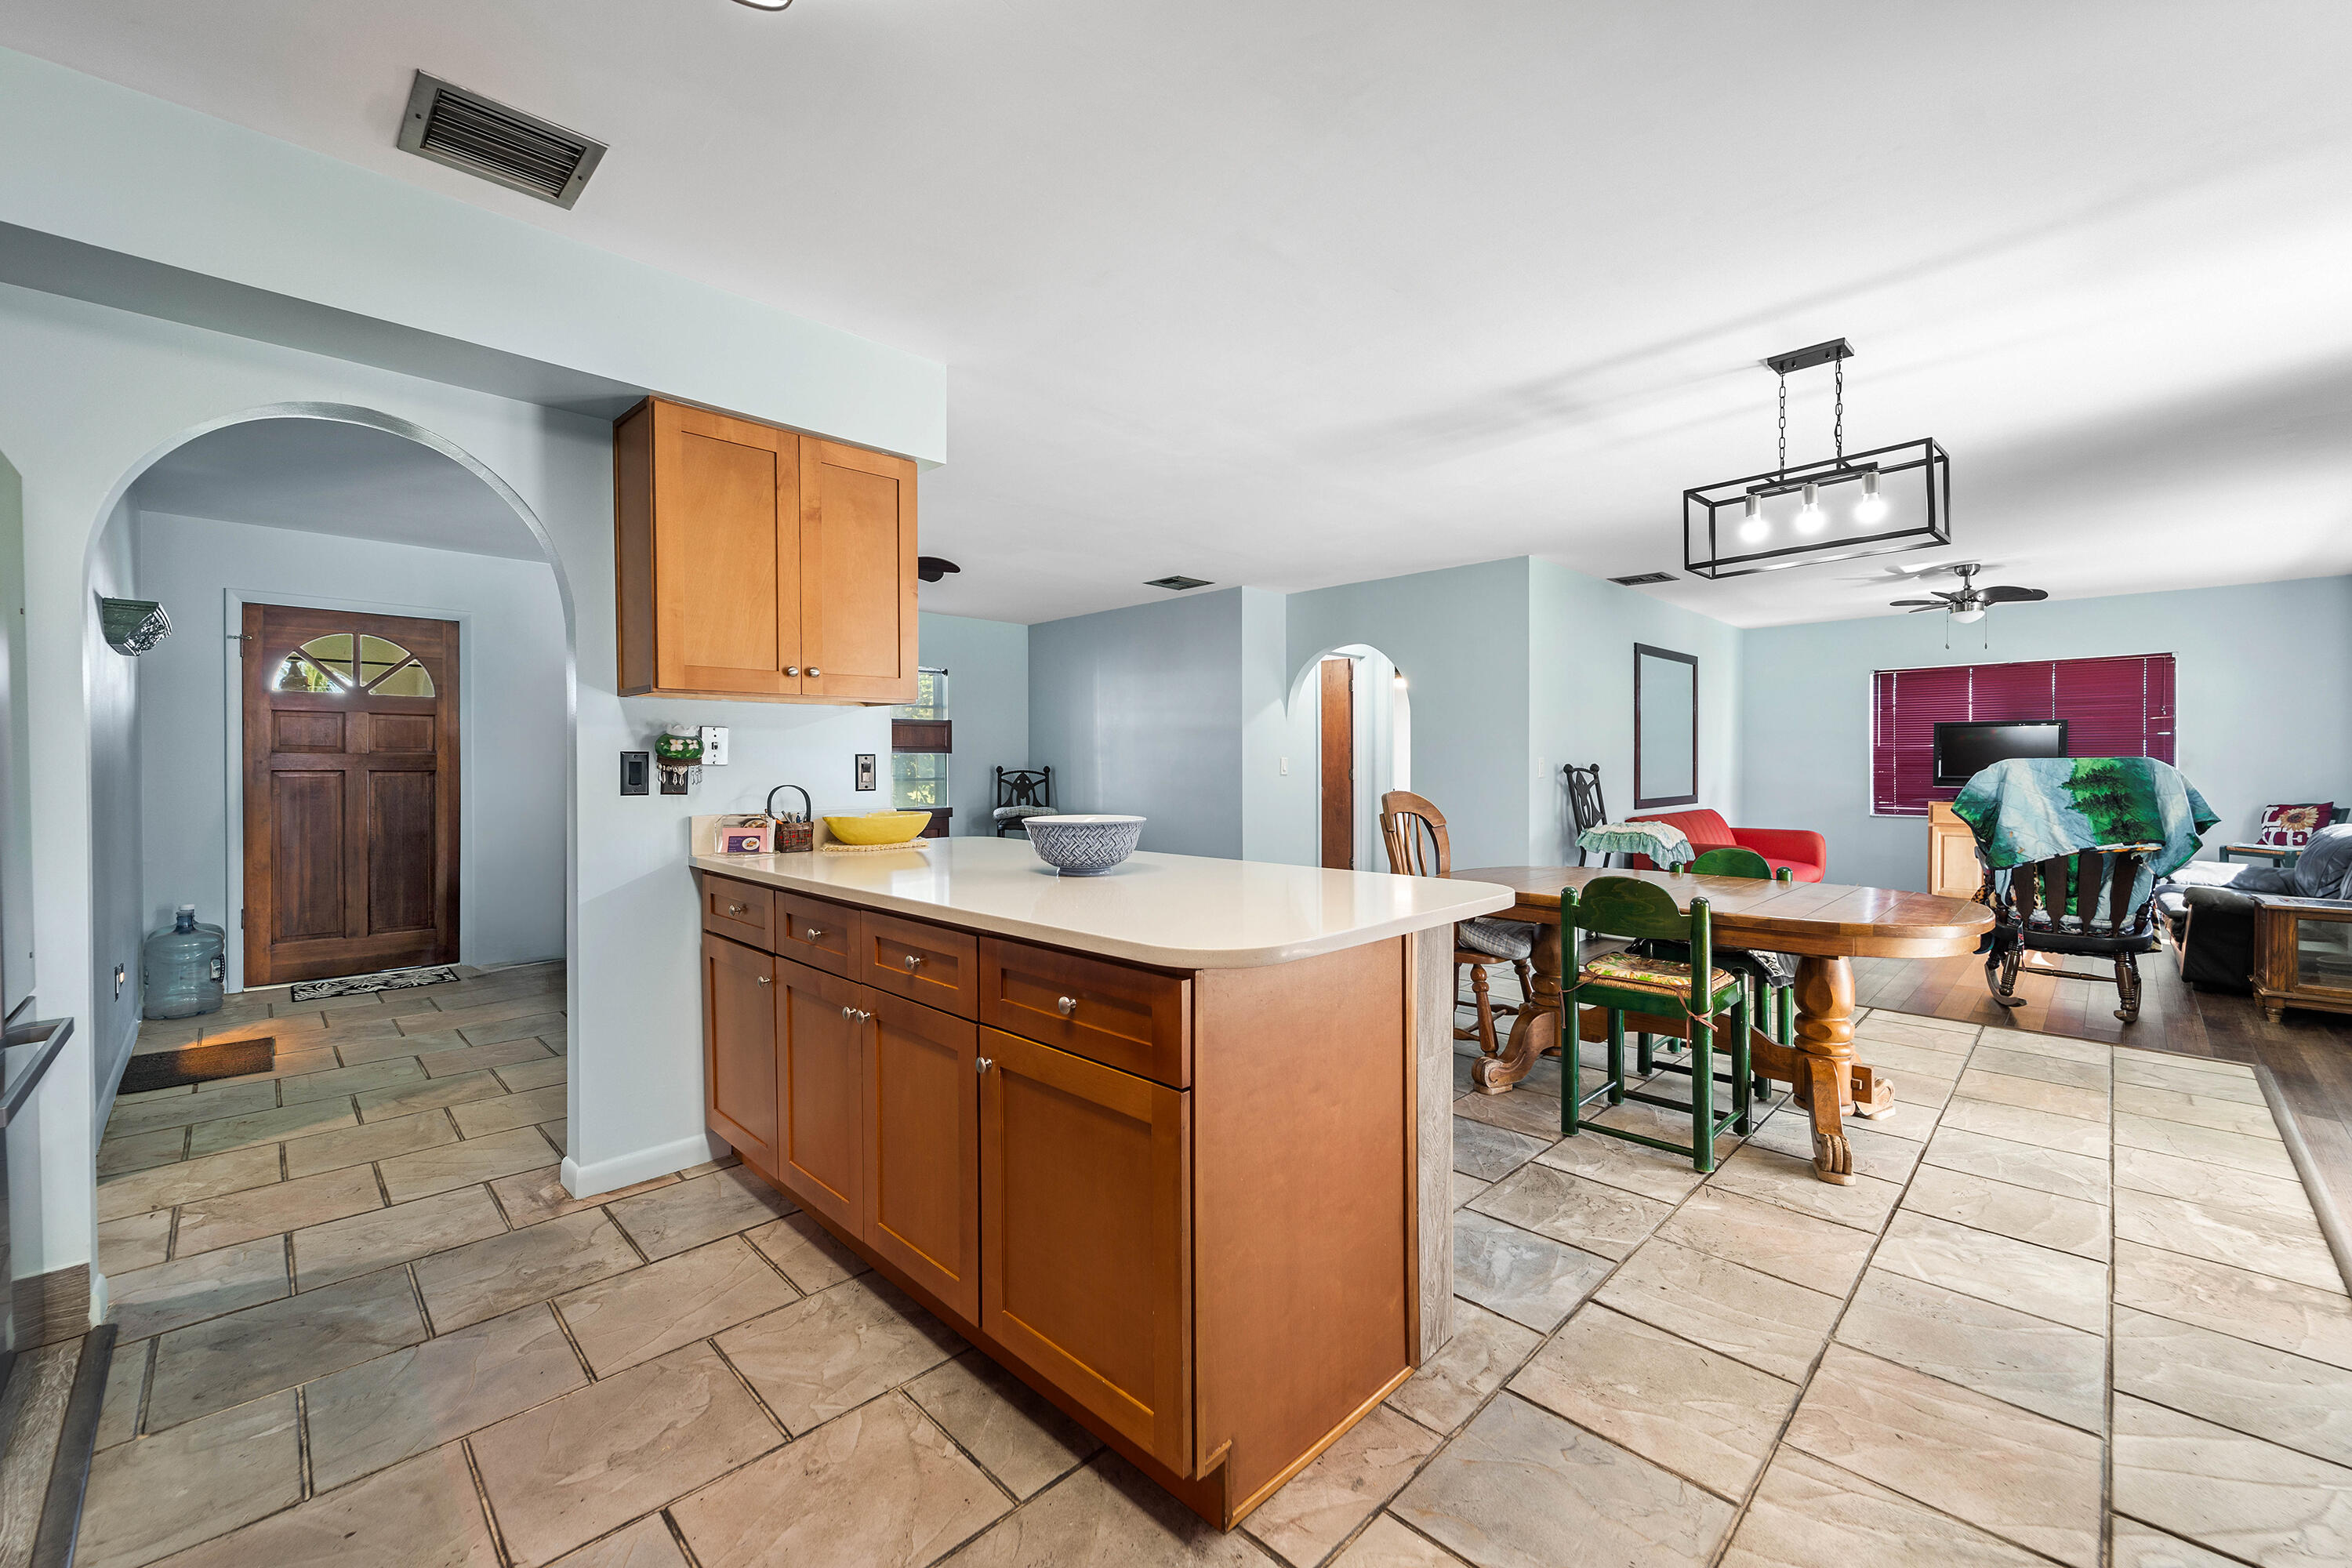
(620, 751, 649, 795)
(699, 726, 730, 766)
(114, 963, 126, 999)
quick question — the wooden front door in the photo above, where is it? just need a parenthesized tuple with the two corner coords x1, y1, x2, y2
(1319, 656, 1353, 870)
(242, 604, 459, 985)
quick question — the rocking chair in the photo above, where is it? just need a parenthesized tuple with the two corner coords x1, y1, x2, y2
(1982, 842, 2165, 1023)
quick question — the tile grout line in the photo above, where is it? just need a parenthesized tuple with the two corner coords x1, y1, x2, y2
(659, 1507, 707, 1568)
(459, 1436, 517, 1568)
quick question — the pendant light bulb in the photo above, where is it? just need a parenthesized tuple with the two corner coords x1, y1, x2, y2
(1853, 469, 1888, 525)
(1738, 492, 1768, 543)
(1795, 481, 1825, 534)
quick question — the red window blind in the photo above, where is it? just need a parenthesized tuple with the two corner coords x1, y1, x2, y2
(1871, 653, 2175, 816)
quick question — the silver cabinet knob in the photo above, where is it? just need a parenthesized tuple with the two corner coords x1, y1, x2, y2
(785, 666, 800, 676)
(855, 1007, 873, 1022)
(840, 1004, 856, 1021)
(756, 975, 771, 985)
(725, 902, 749, 916)
(975, 1056, 993, 1075)
(902, 953, 924, 971)
(1056, 996, 1077, 1016)
(806, 667, 821, 677)
(804, 927, 824, 941)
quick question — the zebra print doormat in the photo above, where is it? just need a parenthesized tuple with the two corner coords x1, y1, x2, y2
(289, 965, 461, 1001)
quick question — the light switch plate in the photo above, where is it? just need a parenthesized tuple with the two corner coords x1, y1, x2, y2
(699, 726, 729, 766)
(856, 753, 877, 791)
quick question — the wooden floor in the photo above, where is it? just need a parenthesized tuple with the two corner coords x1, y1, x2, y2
(1856, 941, 2352, 1230)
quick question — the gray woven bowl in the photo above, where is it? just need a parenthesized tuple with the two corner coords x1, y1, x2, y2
(1023, 815, 1145, 876)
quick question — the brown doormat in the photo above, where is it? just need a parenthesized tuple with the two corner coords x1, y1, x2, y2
(118, 1038, 276, 1094)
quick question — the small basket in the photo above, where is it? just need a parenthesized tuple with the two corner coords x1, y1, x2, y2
(766, 784, 815, 855)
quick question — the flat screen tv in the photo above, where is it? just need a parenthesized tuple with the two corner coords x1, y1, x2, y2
(1933, 720, 2067, 787)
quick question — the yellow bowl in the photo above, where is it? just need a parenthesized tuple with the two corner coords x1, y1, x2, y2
(822, 811, 931, 846)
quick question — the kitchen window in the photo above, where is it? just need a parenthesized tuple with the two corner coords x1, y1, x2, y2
(891, 668, 951, 816)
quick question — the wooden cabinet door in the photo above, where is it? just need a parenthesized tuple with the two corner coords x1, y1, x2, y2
(978, 1027, 1190, 1472)
(702, 933, 779, 1176)
(775, 956, 864, 1232)
(863, 990, 979, 1323)
(798, 437, 916, 704)
(653, 401, 802, 696)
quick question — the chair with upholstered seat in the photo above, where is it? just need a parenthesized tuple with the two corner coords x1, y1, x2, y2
(1637, 846, 1790, 1105)
(1559, 876, 1752, 1171)
(1564, 763, 1608, 866)
(1379, 790, 1538, 1060)
(992, 766, 1054, 837)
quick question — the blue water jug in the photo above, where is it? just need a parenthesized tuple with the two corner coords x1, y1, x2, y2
(143, 905, 225, 1019)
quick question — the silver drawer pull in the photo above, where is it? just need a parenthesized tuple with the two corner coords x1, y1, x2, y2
(804, 926, 824, 941)
(902, 953, 924, 971)
(725, 902, 749, 916)
(975, 1056, 993, 1075)
(1056, 996, 1077, 1016)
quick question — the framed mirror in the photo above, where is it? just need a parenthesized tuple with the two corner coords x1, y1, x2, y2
(1634, 644, 1697, 808)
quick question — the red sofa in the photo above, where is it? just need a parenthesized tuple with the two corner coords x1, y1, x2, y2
(1626, 808, 1828, 883)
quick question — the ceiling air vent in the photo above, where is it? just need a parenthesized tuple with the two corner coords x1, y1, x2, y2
(397, 72, 606, 209)
(1144, 575, 1214, 591)
(1610, 572, 1677, 586)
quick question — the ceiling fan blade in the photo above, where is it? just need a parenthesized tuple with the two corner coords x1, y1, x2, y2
(1888, 597, 1942, 608)
(1979, 586, 2048, 603)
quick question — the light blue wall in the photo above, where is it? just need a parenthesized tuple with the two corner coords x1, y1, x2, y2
(87, 497, 143, 1119)
(1528, 558, 1744, 866)
(1028, 588, 1247, 858)
(1741, 575, 2352, 892)
(916, 612, 1030, 837)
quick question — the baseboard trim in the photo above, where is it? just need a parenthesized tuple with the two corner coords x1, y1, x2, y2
(562, 1131, 730, 1199)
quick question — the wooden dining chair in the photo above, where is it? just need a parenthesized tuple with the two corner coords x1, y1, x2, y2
(1560, 877, 1753, 1171)
(1564, 763, 1607, 866)
(1378, 790, 1537, 1059)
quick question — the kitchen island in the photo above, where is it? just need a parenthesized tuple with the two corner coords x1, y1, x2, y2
(688, 837, 1510, 1528)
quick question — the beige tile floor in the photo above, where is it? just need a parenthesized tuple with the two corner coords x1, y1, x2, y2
(82, 967, 2352, 1568)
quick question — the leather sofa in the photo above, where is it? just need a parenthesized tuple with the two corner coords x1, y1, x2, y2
(1625, 808, 1828, 883)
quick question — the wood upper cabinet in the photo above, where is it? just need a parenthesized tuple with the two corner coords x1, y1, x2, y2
(701, 933, 779, 1177)
(775, 956, 866, 1234)
(615, 398, 916, 704)
(979, 1026, 1191, 1473)
(863, 989, 980, 1322)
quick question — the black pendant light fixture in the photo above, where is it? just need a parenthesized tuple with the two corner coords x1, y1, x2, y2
(1682, 339, 1951, 579)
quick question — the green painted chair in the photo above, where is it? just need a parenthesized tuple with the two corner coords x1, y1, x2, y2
(1629, 849, 1794, 1107)
(1559, 876, 1752, 1171)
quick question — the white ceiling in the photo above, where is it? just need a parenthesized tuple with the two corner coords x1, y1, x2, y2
(132, 419, 546, 560)
(19, 2, 2352, 626)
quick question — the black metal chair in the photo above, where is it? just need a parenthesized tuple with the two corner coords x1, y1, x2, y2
(1565, 763, 1607, 865)
(1983, 843, 2165, 1022)
(993, 767, 1054, 837)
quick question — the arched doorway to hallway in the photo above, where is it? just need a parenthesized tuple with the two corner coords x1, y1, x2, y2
(1288, 643, 1412, 871)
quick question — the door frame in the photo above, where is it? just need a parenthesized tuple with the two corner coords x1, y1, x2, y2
(222, 589, 479, 993)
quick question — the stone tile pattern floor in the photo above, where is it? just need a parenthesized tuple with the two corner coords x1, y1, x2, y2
(83, 966, 2352, 1568)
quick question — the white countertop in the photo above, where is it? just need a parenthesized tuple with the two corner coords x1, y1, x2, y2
(690, 837, 1513, 969)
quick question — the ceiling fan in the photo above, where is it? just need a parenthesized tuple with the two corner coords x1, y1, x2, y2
(1890, 561, 2048, 624)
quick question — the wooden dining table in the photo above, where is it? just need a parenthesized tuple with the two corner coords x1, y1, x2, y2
(1448, 866, 1993, 1185)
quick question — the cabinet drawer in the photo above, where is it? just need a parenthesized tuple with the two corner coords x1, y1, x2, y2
(977, 938, 1189, 1088)
(855, 908, 979, 1019)
(701, 875, 774, 949)
(775, 889, 855, 975)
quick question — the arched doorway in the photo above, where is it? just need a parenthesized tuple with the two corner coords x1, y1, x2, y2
(1287, 644, 1412, 870)
(82, 405, 575, 1149)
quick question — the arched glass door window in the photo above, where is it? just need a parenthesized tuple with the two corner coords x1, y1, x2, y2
(273, 631, 434, 696)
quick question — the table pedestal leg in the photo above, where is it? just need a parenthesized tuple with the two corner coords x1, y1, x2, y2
(1474, 920, 1561, 1094)
(1788, 955, 1859, 1184)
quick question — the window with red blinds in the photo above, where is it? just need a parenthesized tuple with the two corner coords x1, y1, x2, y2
(1871, 654, 2176, 816)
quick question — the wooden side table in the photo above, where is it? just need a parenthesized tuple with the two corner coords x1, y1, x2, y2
(2251, 896, 2352, 1022)
(2221, 842, 2300, 868)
